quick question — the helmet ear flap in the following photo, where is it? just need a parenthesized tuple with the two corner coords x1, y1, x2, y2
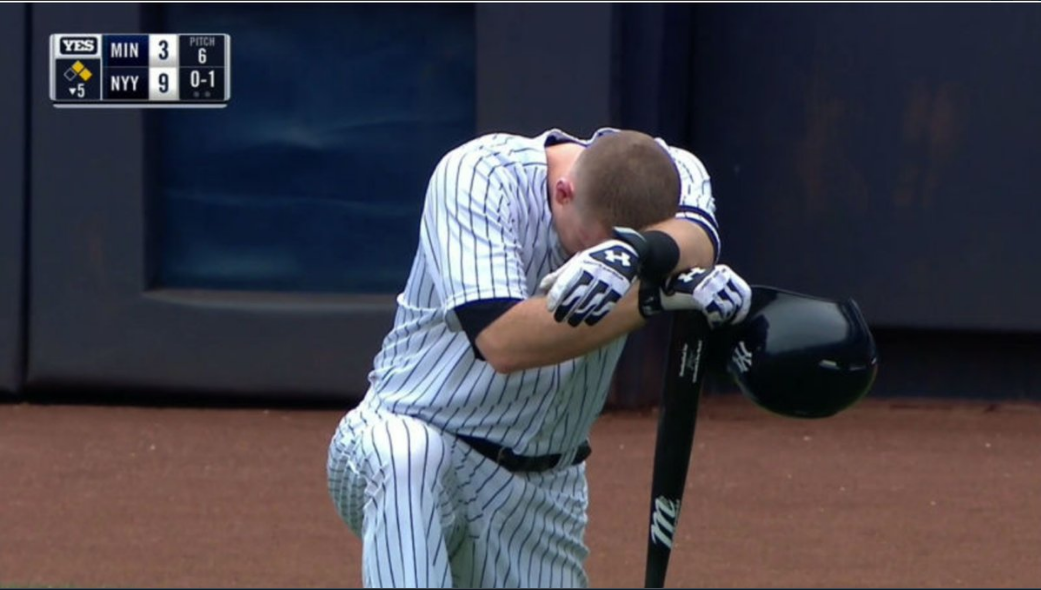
(715, 286, 879, 419)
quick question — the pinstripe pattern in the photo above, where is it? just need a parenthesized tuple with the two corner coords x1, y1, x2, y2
(326, 128, 718, 587)
(328, 402, 589, 588)
(364, 129, 718, 456)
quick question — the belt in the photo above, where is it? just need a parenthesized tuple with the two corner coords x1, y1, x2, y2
(457, 435, 592, 473)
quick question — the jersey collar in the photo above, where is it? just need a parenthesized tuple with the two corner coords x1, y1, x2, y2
(539, 127, 621, 148)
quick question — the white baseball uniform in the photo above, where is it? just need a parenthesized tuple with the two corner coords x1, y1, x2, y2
(327, 128, 719, 588)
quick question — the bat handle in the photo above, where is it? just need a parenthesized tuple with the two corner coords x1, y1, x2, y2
(644, 311, 710, 588)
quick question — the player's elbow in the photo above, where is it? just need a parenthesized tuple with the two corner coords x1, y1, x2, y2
(486, 356, 518, 375)
(478, 343, 521, 375)
(475, 335, 530, 375)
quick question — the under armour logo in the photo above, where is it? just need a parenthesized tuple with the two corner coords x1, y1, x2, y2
(677, 269, 701, 283)
(650, 496, 682, 549)
(732, 341, 753, 373)
(604, 250, 632, 267)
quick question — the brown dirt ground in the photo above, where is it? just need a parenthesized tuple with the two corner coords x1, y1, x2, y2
(1, 395, 1040, 588)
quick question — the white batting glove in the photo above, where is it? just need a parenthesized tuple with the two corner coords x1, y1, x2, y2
(641, 265, 752, 329)
(538, 236, 642, 327)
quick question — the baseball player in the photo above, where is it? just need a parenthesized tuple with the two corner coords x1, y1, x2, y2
(326, 128, 752, 588)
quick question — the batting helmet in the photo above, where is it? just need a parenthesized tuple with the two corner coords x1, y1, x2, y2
(717, 286, 878, 419)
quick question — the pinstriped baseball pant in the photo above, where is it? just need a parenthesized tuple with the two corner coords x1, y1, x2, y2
(327, 402, 590, 588)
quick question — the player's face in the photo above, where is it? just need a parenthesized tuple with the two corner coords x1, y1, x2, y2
(549, 161, 612, 256)
(554, 198, 612, 256)
(573, 215, 612, 252)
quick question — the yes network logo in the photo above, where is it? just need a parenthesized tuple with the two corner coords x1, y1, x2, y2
(58, 36, 98, 56)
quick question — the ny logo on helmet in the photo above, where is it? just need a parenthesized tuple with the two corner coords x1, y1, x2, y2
(732, 341, 753, 373)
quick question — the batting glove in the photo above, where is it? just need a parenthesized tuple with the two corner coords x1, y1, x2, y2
(539, 229, 646, 327)
(640, 264, 753, 329)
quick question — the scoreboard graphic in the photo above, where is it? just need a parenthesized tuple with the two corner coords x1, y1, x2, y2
(50, 33, 231, 108)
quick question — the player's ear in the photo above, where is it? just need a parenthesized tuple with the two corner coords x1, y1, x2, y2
(553, 177, 575, 206)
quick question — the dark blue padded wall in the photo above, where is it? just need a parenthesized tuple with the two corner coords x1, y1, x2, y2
(156, 4, 476, 294)
(23, 3, 1039, 402)
(25, 4, 617, 401)
(475, 4, 612, 137)
(26, 4, 477, 399)
(688, 4, 1041, 332)
(0, 4, 27, 394)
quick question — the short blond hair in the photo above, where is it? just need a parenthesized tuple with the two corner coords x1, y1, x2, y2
(573, 130, 680, 230)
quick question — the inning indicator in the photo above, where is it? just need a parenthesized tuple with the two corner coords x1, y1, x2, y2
(50, 33, 231, 108)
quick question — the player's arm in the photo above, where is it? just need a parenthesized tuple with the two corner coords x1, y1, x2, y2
(462, 288, 646, 374)
(626, 146, 721, 275)
(468, 265, 752, 373)
(639, 217, 716, 274)
(460, 264, 750, 374)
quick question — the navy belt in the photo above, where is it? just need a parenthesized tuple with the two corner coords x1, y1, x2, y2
(457, 435, 592, 473)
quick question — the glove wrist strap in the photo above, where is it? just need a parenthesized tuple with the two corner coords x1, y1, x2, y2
(637, 280, 663, 319)
(637, 230, 680, 283)
(612, 228, 680, 283)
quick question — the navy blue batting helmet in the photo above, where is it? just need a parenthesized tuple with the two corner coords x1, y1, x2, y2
(717, 286, 879, 419)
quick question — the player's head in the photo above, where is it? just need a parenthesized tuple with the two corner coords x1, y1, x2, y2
(717, 286, 879, 419)
(551, 130, 680, 255)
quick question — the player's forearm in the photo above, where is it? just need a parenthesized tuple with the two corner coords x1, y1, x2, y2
(476, 289, 646, 374)
(643, 218, 717, 273)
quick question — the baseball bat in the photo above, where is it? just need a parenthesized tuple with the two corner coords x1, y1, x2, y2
(644, 310, 711, 588)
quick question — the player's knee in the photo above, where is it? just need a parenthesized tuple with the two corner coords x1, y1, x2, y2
(325, 421, 370, 534)
(378, 416, 453, 487)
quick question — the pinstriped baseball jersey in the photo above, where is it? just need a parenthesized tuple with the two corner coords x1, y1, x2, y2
(329, 128, 720, 588)
(359, 128, 719, 457)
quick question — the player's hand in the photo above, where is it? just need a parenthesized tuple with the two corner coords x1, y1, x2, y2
(538, 234, 644, 327)
(640, 264, 752, 329)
